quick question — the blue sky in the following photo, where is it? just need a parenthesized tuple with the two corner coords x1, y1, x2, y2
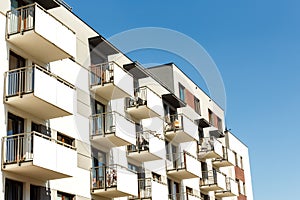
(65, 0, 300, 199)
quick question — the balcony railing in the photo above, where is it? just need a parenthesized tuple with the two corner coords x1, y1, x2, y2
(126, 86, 163, 120)
(215, 177, 239, 197)
(91, 164, 138, 198)
(4, 65, 75, 119)
(90, 111, 136, 147)
(129, 175, 168, 200)
(213, 147, 235, 167)
(127, 130, 151, 153)
(90, 61, 134, 100)
(198, 137, 223, 160)
(6, 3, 76, 63)
(168, 192, 203, 200)
(164, 114, 198, 143)
(166, 152, 202, 180)
(127, 130, 164, 162)
(2, 131, 76, 180)
(200, 170, 226, 192)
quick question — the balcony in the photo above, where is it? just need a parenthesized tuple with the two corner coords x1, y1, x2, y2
(168, 192, 202, 200)
(6, 3, 76, 63)
(91, 164, 138, 198)
(90, 62, 134, 100)
(126, 86, 163, 121)
(198, 137, 223, 160)
(4, 65, 75, 119)
(213, 147, 235, 168)
(129, 177, 168, 200)
(200, 170, 226, 192)
(2, 132, 77, 181)
(166, 152, 202, 181)
(127, 130, 165, 162)
(164, 114, 198, 143)
(90, 112, 136, 148)
(215, 177, 239, 198)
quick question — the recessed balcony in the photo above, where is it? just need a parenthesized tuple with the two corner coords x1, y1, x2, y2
(198, 137, 223, 160)
(166, 152, 202, 181)
(90, 61, 134, 100)
(200, 170, 226, 192)
(91, 164, 138, 198)
(2, 132, 77, 181)
(6, 3, 76, 63)
(127, 130, 165, 162)
(215, 177, 239, 198)
(90, 111, 136, 148)
(126, 86, 163, 121)
(164, 114, 198, 143)
(4, 65, 75, 119)
(213, 147, 235, 168)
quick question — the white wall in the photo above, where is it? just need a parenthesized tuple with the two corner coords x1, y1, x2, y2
(226, 132, 253, 200)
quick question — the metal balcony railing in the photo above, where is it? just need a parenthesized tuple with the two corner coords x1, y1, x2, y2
(201, 170, 219, 185)
(127, 131, 151, 153)
(166, 152, 197, 171)
(90, 111, 133, 137)
(127, 130, 162, 153)
(91, 164, 136, 190)
(2, 132, 75, 165)
(90, 62, 114, 87)
(6, 3, 74, 37)
(126, 86, 149, 108)
(199, 137, 220, 152)
(4, 65, 75, 98)
(164, 113, 185, 132)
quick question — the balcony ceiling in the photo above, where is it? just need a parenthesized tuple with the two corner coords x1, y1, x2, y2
(162, 93, 186, 108)
(35, 0, 60, 9)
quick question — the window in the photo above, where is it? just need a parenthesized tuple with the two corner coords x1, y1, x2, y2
(57, 191, 75, 200)
(208, 109, 214, 126)
(5, 179, 23, 200)
(128, 163, 139, 172)
(201, 193, 210, 200)
(179, 83, 185, 101)
(152, 172, 162, 183)
(240, 156, 244, 169)
(194, 96, 201, 115)
(31, 122, 51, 136)
(186, 187, 193, 195)
(208, 109, 223, 132)
(57, 132, 75, 147)
(30, 185, 50, 200)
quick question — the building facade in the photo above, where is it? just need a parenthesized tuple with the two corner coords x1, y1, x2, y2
(0, 0, 253, 200)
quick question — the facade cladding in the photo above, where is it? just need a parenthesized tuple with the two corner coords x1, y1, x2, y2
(0, 0, 253, 200)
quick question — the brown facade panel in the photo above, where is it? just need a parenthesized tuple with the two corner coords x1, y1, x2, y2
(235, 166, 245, 182)
(238, 194, 247, 200)
(185, 89, 195, 109)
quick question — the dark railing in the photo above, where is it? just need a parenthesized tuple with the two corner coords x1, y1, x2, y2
(91, 164, 136, 190)
(126, 86, 148, 108)
(127, 130, 155, 153)
(90, 62, 115, 87)
(166, 151, 198, 171)
(164, 114, 184, 132)
(198, 137, 221, 153)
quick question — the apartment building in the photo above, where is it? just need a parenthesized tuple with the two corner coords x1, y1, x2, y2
(0, 0, 253, 200)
